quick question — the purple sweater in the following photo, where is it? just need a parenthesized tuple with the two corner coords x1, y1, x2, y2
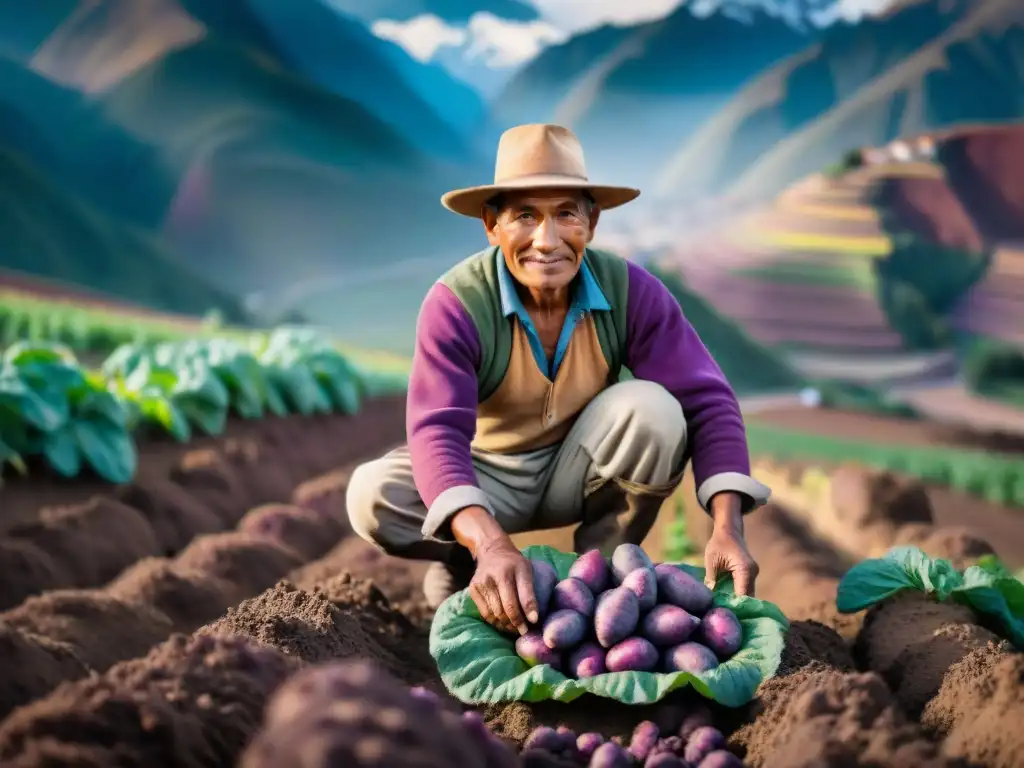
(406, 261, 757, 516)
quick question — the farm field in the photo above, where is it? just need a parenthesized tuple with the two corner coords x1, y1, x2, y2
(2, 334, 1023, 766)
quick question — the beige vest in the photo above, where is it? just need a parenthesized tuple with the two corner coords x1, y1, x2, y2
(472, 315, 611, 454)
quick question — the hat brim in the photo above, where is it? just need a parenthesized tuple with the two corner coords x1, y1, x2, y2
(440, 174, 641, 218)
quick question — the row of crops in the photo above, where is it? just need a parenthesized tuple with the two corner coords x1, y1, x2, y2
(746, 422, 1024, 508)
(0, 328, 399, 484)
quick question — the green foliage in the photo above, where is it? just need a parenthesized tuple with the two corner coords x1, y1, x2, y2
(663, 496, 700, 563)
(0, 329, 368, 484)
(647, 263, 807, 395)
(823, 148, 864, 178)
(813, 379, 921, 419)
(874, 234, 990, 351)
(963, 340, 1024, 407)
(746, 422, 1024, 508)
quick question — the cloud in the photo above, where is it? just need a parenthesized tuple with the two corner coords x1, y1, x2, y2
(373, 12, 566, 68)
(371, 14, 467, 62)
(524, 0, 687, 34)
(464, 12, 568, 67)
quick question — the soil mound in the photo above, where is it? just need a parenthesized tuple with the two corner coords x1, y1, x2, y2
(243, 660, 517, 768)
(855, 592, 999, 716)
(0, 633, 298, 767)
(170, 449, 254, 527)
(1, 590, 174, 672)
(0, 539, 67, 611)
(116, 478, 225, 553)
(107, 558, 234, 632)
(174, 532, 304, 602)
(200, 577, 429, 685)
(292, 538, 433, 628)
(923, 644, 1024, 768)
(237, 503, 342, 561)
(0, 622, 88, 719)
(7, 498, 161, 591)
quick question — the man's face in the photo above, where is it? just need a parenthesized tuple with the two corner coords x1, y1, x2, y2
(483, 188, 601, 294)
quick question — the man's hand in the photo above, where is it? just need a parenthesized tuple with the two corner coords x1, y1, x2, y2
(704, 491, 759, 597)
(470, 538, 538, 635)
(449, 505, 538, 635)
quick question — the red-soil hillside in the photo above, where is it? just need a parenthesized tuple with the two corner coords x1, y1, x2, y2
(0, 393, 1022, 766)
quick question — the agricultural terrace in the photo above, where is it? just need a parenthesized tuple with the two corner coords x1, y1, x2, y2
(657, 162, 954, 381)
(1, 276, 1023, 766)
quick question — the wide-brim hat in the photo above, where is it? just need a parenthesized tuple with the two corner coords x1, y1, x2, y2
(441, 124, 641, 218)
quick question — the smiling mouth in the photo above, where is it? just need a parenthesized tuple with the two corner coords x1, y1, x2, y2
(521, 255, 567, 265)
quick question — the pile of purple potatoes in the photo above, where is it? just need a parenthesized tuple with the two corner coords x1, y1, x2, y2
(520, 710, 742, 767)
(514, 545, 743, 678)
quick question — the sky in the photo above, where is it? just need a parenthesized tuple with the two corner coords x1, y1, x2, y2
(370, 0, 900, 70)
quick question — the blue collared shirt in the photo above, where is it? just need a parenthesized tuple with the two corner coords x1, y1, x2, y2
(495, 247, 611, 379)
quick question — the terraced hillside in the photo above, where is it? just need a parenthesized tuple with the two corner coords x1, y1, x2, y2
(656, 160, 958, 385)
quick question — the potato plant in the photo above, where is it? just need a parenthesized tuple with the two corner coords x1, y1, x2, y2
(514, 545, 744, 680)
(0, 329, 367, 484)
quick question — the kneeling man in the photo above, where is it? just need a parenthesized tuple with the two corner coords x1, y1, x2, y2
(347, 124, 770, 635)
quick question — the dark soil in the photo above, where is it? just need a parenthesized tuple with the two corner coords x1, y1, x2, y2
(923, 644, 1024, 768)
(855, 592, 1002, 717)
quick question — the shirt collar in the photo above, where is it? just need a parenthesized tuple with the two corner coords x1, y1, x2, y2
(495, 247, 611, 319)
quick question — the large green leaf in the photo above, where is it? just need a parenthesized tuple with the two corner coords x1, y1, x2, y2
(137, 388, 191, 442)
(305, 350, 362, 414)
(74, 417, 136, 483)
(205, 342, 266, 419)
(837, 547, 1024, 649)
(0, 364, 66, 432)
(3, 340, 78, 367)
(430, 545, 790, 708)
(43, 427, 82, 477)
(172, 359, 229, 436)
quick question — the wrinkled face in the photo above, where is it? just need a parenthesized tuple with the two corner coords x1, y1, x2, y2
(483, 188, 600, 294)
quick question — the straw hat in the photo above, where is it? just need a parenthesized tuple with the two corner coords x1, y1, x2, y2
(441, 124, 641, 218)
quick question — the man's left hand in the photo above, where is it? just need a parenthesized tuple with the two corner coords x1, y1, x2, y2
(704, 530, 758, 596)
(704, 491, 759, 596)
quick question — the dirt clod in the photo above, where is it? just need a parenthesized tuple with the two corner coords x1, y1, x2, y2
(923, 644, 1024, 768)
(174, 532, 304, 602)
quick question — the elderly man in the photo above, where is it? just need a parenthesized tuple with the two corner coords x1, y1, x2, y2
(347, 124, 770, 635)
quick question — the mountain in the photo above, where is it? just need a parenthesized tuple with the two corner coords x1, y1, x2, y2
(0, 56, 175, 228)
(0, 139, 249, 322)
(656, 0, 1024, 204)
(492, 6, 809, 191)
(28, 0, 489, 163)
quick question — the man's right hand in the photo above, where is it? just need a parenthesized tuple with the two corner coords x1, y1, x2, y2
(450, 504, 538, 635)
(469, 537, 539, 635)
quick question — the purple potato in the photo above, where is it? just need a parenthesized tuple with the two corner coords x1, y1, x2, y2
(683, 726, 725, 765)
(569, 549, 611, 593)
(621, 567, 658, 611)
(516, 631, 563, 670)
(664, 642, 720, 675)
(577, 732, 605, 758)
(589, 741, 633, 767)
(650, 735, 684, 757)
(698, 750, 743, 768)
(531, 560, 559, 620)
(543, 609, 588, 650)
(610, 543, 654, 583)
(606, 637, 659, 673)
(641, 604, 701, 647)
(523, 725, 564, 752)
(646, 755, 687, 767)
(408, 685, 440, 706)
(552, 577, 596, 617)
(594, 586, 640, 648)
(568, 641, 607, 678)
(698, 607, 743, 659)
(678, 706, 714, 740)
(654, 564, 714, 615)
(628, 720, 660, 762)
